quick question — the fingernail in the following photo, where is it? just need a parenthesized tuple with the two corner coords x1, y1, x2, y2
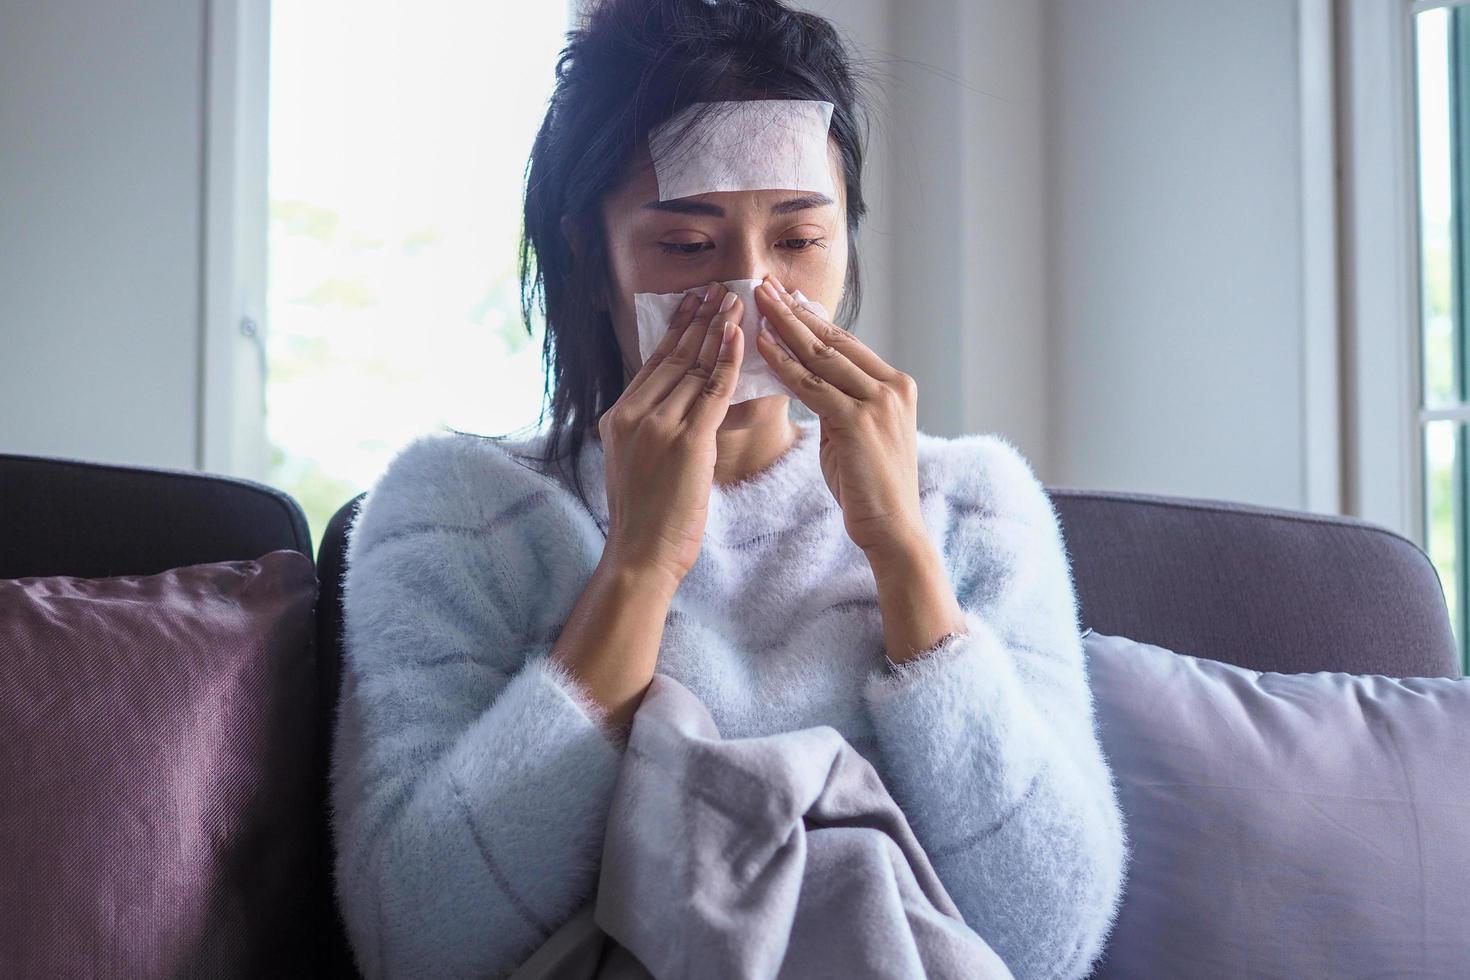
(759, 315, 771, 336)
(719, 291, 737, 312)
(768, 275, 786, 294)
(703, 281, 720, 302)
(678, 291, 699, 313)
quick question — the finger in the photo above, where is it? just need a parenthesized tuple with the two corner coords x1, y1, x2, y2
(780, 282, 902, 384)
(752, 278, 880, 402)
(686, 302, 745, 432)
(660, 293, 742, 420)
(622, 288, 702, 400)
(623, 281, 726, 412)
(755, 277, 892, 394)
(751, 311, 829, 415)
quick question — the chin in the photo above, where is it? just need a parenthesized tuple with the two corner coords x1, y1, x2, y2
(719, 396, 788, 428)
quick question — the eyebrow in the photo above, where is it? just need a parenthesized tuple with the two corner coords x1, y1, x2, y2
(641, 193, 836, 217)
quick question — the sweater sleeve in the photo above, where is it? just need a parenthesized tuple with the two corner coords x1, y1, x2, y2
(860, 436, 1131, 980)
(328, 435, 625, 979)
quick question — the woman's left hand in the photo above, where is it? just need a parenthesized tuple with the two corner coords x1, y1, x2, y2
(752, 274, 926, 562)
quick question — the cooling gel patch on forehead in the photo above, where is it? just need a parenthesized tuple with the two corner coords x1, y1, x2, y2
(634, 278, 830, 406)
(647, 99, 837, 200)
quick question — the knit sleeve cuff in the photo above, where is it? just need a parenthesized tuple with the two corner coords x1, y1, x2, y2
(538, 651, 629, 750)
(861, 607, 1051, 834)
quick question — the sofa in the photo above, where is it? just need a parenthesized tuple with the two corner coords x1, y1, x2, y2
(1, 449, 1460, 979)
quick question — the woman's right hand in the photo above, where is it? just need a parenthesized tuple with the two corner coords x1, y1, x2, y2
(598, 280, 745, 589)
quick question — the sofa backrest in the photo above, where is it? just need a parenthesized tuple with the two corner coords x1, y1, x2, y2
(0, 452, 314, 577)
(316, 486, 1467, 693)
(1051, 488, 1460, 679)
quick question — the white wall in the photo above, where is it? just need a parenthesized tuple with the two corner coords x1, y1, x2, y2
(0, 0, 206, 469)
(810, 0, 1317, 507)
(885, 0, 1051, 463)
(1044, 0, 1317, 507)
(805, 0, 1051, 463)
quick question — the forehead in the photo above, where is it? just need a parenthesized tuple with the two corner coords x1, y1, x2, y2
(603, 139, 847, 216)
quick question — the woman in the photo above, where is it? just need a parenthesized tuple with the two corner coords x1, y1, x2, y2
(329, 1, 1130, 977)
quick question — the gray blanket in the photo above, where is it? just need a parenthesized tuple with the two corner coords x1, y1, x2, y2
(508, 673, 1014, 980)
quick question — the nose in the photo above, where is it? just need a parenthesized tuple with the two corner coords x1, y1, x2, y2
(709, 230, 771, 287)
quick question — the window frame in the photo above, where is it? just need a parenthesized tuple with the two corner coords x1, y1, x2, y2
(1341, 0, 1470, 671)
(1413, 0, 1470, 672)
(199, 0, 271, 482)
(1339, 1, 1425, 542)
(1407, 0, 1470, 671)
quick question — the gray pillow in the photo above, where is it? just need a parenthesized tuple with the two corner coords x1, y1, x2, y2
(1081, 629, 1470, 979)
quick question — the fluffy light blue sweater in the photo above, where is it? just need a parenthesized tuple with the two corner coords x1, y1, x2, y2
(329, 415, 1130, 979)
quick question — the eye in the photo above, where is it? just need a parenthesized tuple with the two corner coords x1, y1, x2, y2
(657, 241, 714, 255)
(777, 237, 828, 252)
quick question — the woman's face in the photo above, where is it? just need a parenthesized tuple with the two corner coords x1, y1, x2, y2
(597, 140, 850, 392)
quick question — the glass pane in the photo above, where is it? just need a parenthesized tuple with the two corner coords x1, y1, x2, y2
(1423, 419, 1464, 660)
(1417, 7, 1459, 408)
(265, 3, 568, 542)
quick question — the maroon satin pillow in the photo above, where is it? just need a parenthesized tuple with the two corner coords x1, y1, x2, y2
(0, 549, 319, 978)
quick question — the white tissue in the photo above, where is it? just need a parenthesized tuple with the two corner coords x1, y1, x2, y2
(647, 100, 837, 201)
(632, 278, 831, 406)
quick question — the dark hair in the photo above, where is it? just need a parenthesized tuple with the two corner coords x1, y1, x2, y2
(459, 0, 872, 534)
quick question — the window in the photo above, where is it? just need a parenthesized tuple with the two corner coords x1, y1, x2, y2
(1415, 1, 1470, 673)
(265, 2, 570, 541)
